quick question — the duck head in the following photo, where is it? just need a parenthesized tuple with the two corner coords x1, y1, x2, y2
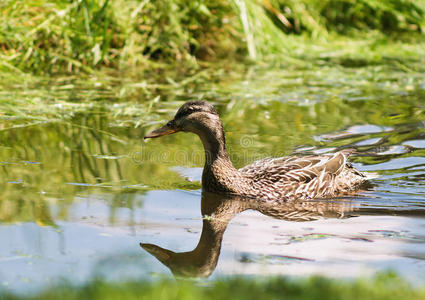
(144, 101, 223, 140)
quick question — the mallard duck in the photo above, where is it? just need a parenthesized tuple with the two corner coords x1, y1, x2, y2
(145, 101, 368, 201)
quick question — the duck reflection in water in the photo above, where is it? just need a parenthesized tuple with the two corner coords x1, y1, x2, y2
(140, 191, 356, 278)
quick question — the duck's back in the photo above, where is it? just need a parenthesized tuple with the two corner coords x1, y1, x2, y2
(238, 151, 367, 201)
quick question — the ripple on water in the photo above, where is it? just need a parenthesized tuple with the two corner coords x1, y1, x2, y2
(403, 139, 425, 149)
(359, 157, 425, 171)
(355, 137, 382, 146)
(316, 124, 393, 141)
(376, 145, 407, 155)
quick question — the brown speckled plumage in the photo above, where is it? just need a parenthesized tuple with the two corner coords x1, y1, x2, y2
(145, 101, 368, 201)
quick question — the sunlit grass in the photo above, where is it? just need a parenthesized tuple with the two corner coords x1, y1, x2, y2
(0, 0, 424, 74)
(2, 273, 425, 300)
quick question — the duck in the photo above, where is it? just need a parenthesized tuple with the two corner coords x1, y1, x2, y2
(144, 101, 368, 201)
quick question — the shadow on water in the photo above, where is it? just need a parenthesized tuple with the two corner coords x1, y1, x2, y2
(140, 191, 360, 278)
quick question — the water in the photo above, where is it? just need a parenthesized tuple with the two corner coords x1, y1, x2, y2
(0, 63, 424, 294)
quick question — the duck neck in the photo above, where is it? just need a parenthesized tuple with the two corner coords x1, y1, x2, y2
(192, 121, 229, 165)
(202, 135, 230, 167)
(195, 124, 243, 193)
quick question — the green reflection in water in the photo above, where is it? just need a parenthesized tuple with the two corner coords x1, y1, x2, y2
(0, 63, 424, 226)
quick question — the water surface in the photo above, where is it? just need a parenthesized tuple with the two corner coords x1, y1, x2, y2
(0, 63, 424, 294)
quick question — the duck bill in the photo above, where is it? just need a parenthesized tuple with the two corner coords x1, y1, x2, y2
(144, 124, 178, 139)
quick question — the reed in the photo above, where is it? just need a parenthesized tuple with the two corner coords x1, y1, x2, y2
(0, 0, 424, 74)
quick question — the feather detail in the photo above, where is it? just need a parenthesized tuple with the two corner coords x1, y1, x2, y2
(236, 151, 368, 201)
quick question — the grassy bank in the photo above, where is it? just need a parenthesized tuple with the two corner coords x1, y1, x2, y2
(0, 0, 424, 74)
(2, 273, 425, 300)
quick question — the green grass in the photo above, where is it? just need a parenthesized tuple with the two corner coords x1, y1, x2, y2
(0, 0, 424, 74)
(0, 0, 239, 74)
(2, 273, 425, 300)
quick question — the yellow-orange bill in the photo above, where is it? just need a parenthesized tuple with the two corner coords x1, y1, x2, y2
(144, 124, 178, 139)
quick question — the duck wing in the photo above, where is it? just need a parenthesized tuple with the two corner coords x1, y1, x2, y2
(239, 152, 346, 179)
(239, 151, 365, 199)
